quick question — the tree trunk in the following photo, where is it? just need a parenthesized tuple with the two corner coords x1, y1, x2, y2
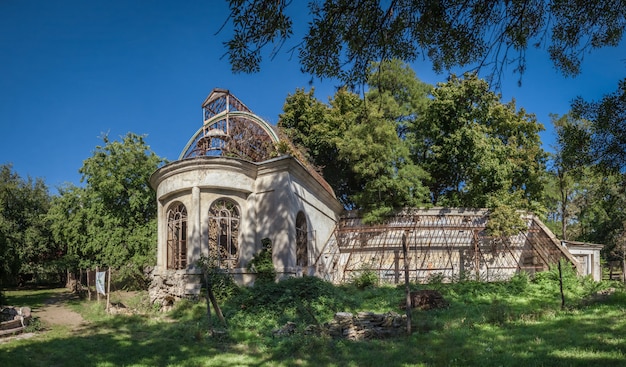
(208, 283, 226, 327)
(558, 260, 565, 310)
(204, 273, 213, 334)
(204, 272, 226, 332)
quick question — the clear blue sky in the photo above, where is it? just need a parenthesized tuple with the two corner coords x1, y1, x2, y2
(1, 1, 624, 194)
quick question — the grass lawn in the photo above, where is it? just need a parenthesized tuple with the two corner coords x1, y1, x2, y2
(2, 270, 626, 367)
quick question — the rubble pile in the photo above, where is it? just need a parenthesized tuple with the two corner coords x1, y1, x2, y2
(403, 290, 449, 310)
(326, 311, 407, 340)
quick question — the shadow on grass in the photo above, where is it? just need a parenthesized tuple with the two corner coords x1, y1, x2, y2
(4, 288, 67, 310)
(2, 310, 625, 367)
(2, 287, 626, 366)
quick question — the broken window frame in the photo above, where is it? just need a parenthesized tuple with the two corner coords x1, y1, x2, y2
(208, 198, 241, 269)
(166, 203, 188, 270)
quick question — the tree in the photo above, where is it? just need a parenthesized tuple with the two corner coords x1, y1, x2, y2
(338, 99, 430, 221)
(0, 164, 58, 293)
(544, 113, 594, 239)
(47, 184, 91, 272)
(412, 73, 546, 210)
(279, 87, 356, 207)
(48, 133, 166, 287)
(572, 78, 626, 171)
(224, 0, 626, 86)
(280, 61, 432, 220)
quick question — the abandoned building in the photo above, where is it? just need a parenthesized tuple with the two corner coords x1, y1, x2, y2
(148, 89, 602, 303)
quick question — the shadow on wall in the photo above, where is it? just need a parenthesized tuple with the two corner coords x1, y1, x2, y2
(253, 169, 296, 280)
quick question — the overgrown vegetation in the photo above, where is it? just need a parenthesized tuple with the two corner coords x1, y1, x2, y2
(247, 238, 276, 284)
(3, 269, 626, 366)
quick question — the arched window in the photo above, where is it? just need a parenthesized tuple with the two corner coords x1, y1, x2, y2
(208, 199, 240, 268)
(296, 211, 308, 267)
(167, 203, 187, 270)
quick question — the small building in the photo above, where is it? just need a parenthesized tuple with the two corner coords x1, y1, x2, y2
(149, 89, 343, 302)
(562, 241, 604, 281)
(148, 89, 598, 306)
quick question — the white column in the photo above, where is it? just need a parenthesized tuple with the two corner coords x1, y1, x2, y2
(192, 186, 202, 259)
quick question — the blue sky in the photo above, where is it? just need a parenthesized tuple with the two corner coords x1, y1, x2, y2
(1, 1, 624, 194)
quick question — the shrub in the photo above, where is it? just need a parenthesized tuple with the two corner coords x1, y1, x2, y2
(352, 269, 379, 289)
(248, 238, 275, 284)
(229, 276, 353, 325)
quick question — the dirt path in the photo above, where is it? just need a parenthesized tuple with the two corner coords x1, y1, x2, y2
(1, 291, 87, 343)
(35, 292, 87, 329)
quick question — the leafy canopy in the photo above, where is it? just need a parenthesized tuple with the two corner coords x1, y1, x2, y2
(280, 61, 545, 226)
(224, 0, 626, 86)
(0, 164, 57, 287)
(572, 78, 626, 172)
(48, 133, 165, 285)
(413, 73, 546, 210)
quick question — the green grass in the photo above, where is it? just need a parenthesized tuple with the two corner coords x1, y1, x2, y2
(3, 287, 67, 309)
(2, 270, 626, 367)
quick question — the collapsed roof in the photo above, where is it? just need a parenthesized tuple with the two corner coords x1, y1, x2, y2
(180, 88, 280, 162)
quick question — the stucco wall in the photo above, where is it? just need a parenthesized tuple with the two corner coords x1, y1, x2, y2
(150, 155, 342, 290)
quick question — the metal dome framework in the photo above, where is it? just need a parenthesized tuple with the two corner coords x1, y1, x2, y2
(180, 88, 280, 161)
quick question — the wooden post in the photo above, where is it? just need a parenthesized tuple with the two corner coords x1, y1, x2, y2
(402, 230, 412, 335)
(558, 260, 565, 310)
(106, 267, 111, 312)
(84, 269, 91, 301)
(96, 267, 100, 303)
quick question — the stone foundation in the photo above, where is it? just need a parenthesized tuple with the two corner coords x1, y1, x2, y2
(148, 270, 202, 311)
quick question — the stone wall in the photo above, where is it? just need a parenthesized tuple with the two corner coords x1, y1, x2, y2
(149, 270, 201, 311)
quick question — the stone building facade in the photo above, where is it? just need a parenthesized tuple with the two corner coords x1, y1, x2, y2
(149, 89, 343, 302)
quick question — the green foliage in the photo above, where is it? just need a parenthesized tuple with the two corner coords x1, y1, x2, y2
(572, 78, 626, 171)
(23, 316, 43, 333)
(0, 163, 59, 287)
(339, 103, 430, 221)
(413, 73, 546, 210)
(47, 133, 165, 282)
(197, 254, 239, 303)
(279, 87, 357, 207)
(247, 238, 275, 284)
(4, 275, 626, 366)
(485, 195, 528, 238)
(280, 62, 432, 220)
(350, 265, 379, 290)
(230, 276, 353, 325)
(544, 112, 626, 256)
(280, 68, 546, 224)
(225, 1, 625, 86)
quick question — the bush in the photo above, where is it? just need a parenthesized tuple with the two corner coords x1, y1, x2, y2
(508, 272, 529, 293)
(352, 270, 378, 289)
(248, 238, 275, 284)
(229, 276, 353, 325)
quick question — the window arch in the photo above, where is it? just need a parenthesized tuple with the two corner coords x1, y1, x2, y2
(296, 211, 308, 267)
(208, 199, 240, 268)
(167, 203, 187, 270)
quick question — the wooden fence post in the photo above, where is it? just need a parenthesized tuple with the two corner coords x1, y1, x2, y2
(403, 230, 412, 335)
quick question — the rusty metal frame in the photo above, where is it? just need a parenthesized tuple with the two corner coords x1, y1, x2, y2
(179, 89, 280, 161)
(323, 208, 577, 284)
